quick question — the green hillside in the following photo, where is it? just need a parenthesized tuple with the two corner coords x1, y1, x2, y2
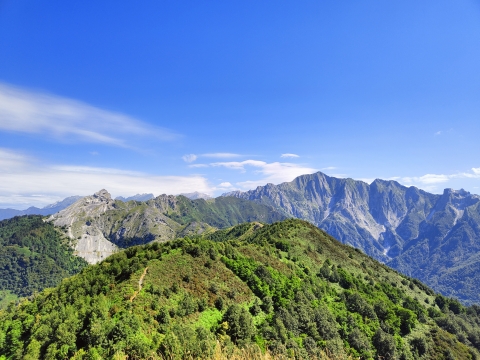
(0, 216, 88, 303)
(1, 219, 479, 359)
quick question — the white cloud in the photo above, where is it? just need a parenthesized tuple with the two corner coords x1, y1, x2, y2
(321, 166, 337, 171)
(210, 160, 266, 172)
(197, 159, 317, 189)
(182, 153, 242, 163)
(0, 82, 179, 147)
(0, 148, 211, 209)
(281, 153, 300, 158)
(397, 168, 480, 191)
(434, 131, 442, 136)
(182, 154, 198, 163)
(202, 153, 241, 158)
(402, 174, 450, 185)
(218, 182, 233, 188)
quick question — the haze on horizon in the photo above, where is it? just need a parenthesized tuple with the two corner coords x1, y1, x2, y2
(1, 1, 480, 209)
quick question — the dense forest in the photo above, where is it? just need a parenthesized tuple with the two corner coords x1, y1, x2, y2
(1, 219, 480, 359)
(0, 216, 88, 305)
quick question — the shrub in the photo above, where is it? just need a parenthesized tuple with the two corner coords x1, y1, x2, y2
(222, 304, 255, 343)
(373, 328, 396, 359)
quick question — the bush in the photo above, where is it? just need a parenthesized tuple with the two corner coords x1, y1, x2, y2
(373, 328, 396, 359)
(215, 297, 224, 311)
(410, 336, 428, 356)
(222, 304, 256, 343)
(348, 327, 371, 355)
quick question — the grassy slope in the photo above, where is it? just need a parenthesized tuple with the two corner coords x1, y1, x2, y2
(1, 219, 479, 359)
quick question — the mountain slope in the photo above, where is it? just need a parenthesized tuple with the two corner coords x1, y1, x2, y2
(1, 219, 479, 359)
(49, 190, 287, 264)
(388, 193, 480, 304)
(0, 215, 88, 305)
(223, 172, 480, 304)
(223, 172, 442, 260)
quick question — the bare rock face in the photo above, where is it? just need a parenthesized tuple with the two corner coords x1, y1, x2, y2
(48, 189, 118, 264)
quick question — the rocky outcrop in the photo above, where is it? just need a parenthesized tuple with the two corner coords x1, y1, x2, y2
(49, 189, 118, 264)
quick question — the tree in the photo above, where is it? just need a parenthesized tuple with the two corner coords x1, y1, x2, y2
(373, 328, 396, 359)
(223, 304, 255, 343)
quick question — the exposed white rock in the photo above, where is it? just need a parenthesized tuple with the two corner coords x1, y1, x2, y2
(48, 189, 119, 264)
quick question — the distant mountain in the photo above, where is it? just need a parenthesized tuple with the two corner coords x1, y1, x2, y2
(0, 195, 83, 221)
(223, 171, 480, 304)
(115, 193, 155, 202)
(2, 219, 480, 359)
(179, 191, 212, 200)
(48, 190, 286, 264)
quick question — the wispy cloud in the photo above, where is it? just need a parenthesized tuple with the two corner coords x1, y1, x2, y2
(0, 82, 179, 147)
(434, 131, 442, 136)
(280, 153, 299, 158)
(398, 168, 480, 191)
(0, 148, 210, 209)
(193, 159, 317, 189)
(182, 154, 198, 163)
(402, 174, 450, 184)
(182, 152, 242, 163)
(202, 153, 241, 158)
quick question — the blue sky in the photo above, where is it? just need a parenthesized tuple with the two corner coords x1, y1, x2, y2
(1, 0, 480, 208)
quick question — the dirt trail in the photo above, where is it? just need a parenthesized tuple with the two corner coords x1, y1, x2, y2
(129, 266, 148, 302)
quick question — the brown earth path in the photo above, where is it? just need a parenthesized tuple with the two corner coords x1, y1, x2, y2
(129, 266, 148, 302)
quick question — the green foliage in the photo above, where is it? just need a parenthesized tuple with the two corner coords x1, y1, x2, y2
(0, 216, 87, 301)
(0, 218, 479, 359)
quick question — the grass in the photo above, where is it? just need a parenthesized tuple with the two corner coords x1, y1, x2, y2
(0, 290, 18, 309)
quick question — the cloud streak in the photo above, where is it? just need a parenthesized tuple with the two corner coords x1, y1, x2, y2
(182, 152, 242, 162)
(193, 159, 318, 189)
(281, 153, 299, 158)
(395, 168, 480, 192)
(0, 82, 179, 147)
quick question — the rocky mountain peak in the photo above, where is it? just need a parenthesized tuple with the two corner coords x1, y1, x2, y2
(93, 189, 111, 200)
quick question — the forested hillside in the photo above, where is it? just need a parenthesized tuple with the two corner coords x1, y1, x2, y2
(1, 219, 479, 359)
(0, 216, 88, 307)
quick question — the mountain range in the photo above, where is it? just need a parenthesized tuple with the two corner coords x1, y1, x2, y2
(0, 196, 83, 221)
(48, 189, 286, 264)
(3, 171, 480, 304)
(223, 171, 480, 304)
(0, 192, 213, 222)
